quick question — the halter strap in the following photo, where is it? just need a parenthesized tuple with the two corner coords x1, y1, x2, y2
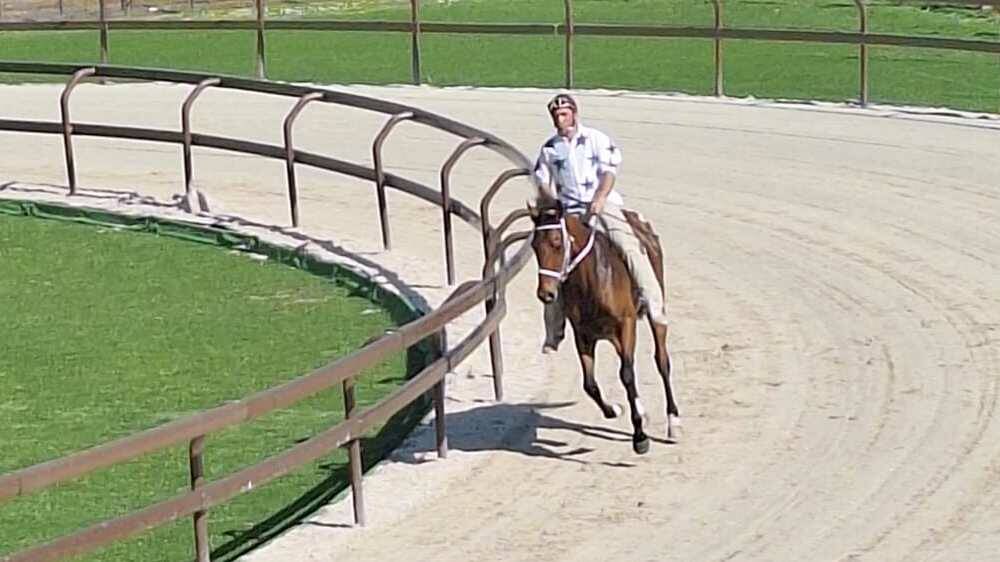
(534, 217, 595, 282)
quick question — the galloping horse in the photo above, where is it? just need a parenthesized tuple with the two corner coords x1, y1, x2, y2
(528, 192, 680, 454)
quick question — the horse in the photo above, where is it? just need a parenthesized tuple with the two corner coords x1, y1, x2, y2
(528, 192, 680, 454)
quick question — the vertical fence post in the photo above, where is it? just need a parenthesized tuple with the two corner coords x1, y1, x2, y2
(563, 0, 574, 89)
(479, 168, 529, 401)
(434, 377, 448, 458)
(372, 111, 415, 251)
(711, 0, 723, 97)
(854, 0, 869, 106)
(255, 0, 266, 79)
(58, 0, 63, 17)
(188, 436, 210, 562)
(282, 92, 323, 228)
(99, 0, 108, 64)
(342, 379, 366, 526)
(181, 78, 220, 198)
(61, 67, 96, 195)
(440, 137, 486, 286)
(410, 0, 422, 85)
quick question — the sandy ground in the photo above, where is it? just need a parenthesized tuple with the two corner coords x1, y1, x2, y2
(2, 82, 999, 562)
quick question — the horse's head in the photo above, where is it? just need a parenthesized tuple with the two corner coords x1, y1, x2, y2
(528, 192, 568, 304)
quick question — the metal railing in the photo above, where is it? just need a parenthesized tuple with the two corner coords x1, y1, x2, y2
(0, 62, 535, 562)
(0, 0, 998, 108)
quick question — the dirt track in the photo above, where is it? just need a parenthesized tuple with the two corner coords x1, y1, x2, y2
(2, 83, 999, 561)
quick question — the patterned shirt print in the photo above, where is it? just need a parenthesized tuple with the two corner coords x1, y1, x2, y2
(532, 123, 623, 211)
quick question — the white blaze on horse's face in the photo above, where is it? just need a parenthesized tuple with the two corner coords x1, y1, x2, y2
(532, 213, 566, 305)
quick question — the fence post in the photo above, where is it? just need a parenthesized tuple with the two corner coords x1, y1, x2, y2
(563, 0, 574, 89)
(854, 0, 869, 106)
(61, 67, 96, 195)
(188, 436, 210, 562)
(99, 0, 108, 64)
(342, 380, 366, 526)
(181, 78, 220, 198)
(434, 378, 448, 458)
(440, 137, 487, 286)
(282, 92, 324, 228)
(410, 0, 422, 85)
(372, 111, 416, 251)
(711, 0, 723, 97)
(479, 168, 530, 401)
(255, 0, 266, 79)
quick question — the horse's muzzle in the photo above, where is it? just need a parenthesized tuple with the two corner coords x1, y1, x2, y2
(537, 287, 557, 304)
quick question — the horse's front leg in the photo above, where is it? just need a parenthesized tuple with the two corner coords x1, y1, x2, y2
(614, 318, 650, 454)
(575, 333, 622, 419)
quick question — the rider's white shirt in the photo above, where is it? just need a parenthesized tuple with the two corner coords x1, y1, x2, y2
(532, 123, 623, 212)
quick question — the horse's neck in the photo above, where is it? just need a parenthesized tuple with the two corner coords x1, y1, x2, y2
(563, 215, 609, 295)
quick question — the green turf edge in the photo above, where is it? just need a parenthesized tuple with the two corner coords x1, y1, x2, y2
(0, 196, 440, 561)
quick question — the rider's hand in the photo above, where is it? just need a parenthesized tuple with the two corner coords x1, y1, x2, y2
(588, 196, 606, 217)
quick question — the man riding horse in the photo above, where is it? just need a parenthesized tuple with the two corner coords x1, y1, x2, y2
(532, 93, 668, 353)
(529, 93, 679, 452)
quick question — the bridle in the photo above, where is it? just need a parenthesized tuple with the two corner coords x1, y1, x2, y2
(534, 214, 595, 282)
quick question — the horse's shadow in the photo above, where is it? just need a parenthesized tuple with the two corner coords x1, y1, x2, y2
(390, 400, 661, 468)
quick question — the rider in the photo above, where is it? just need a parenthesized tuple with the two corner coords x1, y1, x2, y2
(533, 93, 667, 353)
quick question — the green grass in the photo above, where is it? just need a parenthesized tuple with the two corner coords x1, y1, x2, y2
(0, 0, 997, 111)
(0, 209, 427, 561)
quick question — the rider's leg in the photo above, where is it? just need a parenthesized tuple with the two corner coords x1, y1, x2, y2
(542, 290, 566, 353)
(601, 204, 668, 326)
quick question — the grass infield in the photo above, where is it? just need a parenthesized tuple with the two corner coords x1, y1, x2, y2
(0, 203, 430, 561)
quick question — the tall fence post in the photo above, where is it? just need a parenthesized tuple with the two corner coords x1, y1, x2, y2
(181, 78, 220, 198)
(410, 0, 422, 85)
(61, 67, 96, 195)
(99, 0, 108, 64)
(188, 436, 209, 562)
(563, 0, 574, 89)
(440, 137, 487, 286)
(342, 379, 366, 526)
(711, 0, 723, 97)
(282, 92, 324, 228)
(479, 168, 530, 401)
(854, 0, 869, 106)
(434, 377, 448, 458)
(372, 111, 415, 251)
(255, 0, 266, 79)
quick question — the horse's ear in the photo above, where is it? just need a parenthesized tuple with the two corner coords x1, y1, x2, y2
(526, 198, 539, 219)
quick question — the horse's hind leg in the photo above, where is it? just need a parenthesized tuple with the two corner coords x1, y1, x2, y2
(651, 319, 681, 440)
(614, 320, 650, 454)
(576, 335, 622, 419)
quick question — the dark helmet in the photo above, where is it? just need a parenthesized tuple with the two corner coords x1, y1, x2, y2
(547, 93, 578, 114)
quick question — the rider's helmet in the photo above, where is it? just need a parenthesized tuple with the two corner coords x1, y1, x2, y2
(547, 93, 578, 115)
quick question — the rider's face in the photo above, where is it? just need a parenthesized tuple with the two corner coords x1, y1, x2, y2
(550, 107, 576, 134)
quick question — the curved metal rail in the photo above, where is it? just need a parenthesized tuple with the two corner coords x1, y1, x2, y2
(0, 63, 535, 562)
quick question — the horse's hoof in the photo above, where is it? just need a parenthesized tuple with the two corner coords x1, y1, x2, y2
(608, 403, 624, 418)
(633, 437, 651, 455)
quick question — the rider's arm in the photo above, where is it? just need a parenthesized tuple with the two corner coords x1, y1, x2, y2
(588, 172, 616, 216)
(588, 131, 622, 216)
(532, 144, 553, 194)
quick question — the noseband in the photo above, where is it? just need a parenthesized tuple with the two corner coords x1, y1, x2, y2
(534, 216, 596, 282)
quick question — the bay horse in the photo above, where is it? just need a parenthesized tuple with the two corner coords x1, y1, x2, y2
(528, 192, 680, 454)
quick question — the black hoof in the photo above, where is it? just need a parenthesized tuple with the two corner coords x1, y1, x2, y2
(633, 437, 651, 455)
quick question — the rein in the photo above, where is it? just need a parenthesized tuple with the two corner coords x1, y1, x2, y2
(534, 216, 596, 282)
